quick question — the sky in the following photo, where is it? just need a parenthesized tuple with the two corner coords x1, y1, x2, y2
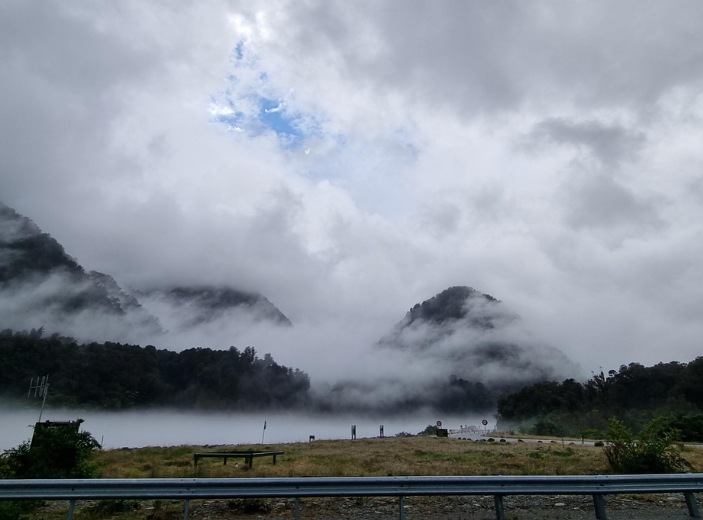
(1, 0, 703, 378)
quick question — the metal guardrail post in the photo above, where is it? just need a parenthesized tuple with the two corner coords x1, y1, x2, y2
(684, 491, 701, 518)
(66, 499, 75, 520)
(183, 499, 190, 520)
(494, 494, 505, 520)
(294, 497, 299, 520)
(593, 494, 607, 520)
(399, 495, 405, 520)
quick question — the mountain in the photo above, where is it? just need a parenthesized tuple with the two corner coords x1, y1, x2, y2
(317, 286, 579, 415)
(379, 286, 518, 349)
(0, 202, 163, 341)
(140, 286, 292, 330)
(0, 202, 290, 341)
(379, 286, 576, 383)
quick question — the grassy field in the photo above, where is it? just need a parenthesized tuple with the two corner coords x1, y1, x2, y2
(93, 436, 703, 479)
(10, 437, 703, 520)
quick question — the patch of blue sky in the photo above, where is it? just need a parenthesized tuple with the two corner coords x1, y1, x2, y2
(234, 40, 244, 60)
(259, 98, 301, 136)
(393, 127, 421, 159)
(216, 112, 244, 127)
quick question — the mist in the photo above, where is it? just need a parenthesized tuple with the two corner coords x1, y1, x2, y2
(0, 407, 489, 452)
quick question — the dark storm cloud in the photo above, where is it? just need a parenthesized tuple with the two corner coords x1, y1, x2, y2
(525, 118, 646, 165)
(283, 0, 703, 116)
(563, 173, 666, 234)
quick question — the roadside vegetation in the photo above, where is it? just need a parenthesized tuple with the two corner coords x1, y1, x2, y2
(3, 422, 703, 520)
(497, 358, 703, 441)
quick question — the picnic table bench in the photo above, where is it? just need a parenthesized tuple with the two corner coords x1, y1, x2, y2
(193, 450, 284, 468)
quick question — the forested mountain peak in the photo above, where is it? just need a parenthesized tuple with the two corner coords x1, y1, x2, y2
(141, 285, 292, 329)
(0, 202, 162, 341)
(403, 286, 505, 328)
(379, 286, 519, 350)
(0, 201, 85, 284)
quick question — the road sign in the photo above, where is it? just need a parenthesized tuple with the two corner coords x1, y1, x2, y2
(436, 420, 442, 427)
(482, 419, 488, 426)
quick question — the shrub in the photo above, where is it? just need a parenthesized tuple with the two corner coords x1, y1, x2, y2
(1, 419, 100, 479)
(580, 428, 602, 440)
(530, 419, 564, 437)
(227, 499, 271, 514)
(418, 425, 438, 436)
(604, 418, 686, 474)
(86, 500, 140, 517)
(648, 413, 703, 442)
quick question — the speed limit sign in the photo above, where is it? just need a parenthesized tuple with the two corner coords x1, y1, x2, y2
(482, 419, 488, 426)
(436, 420, 442, 427)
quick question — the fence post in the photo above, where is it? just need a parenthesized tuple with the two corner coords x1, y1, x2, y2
(684, 491, 701, 518)
(66, 499, 76, 520)
(494, 495, 505, 520)
(183, 499, 190, 520)
(294, 497, 300, 520)
(593, 494, 607, 520)
(399, 496, 405, 520)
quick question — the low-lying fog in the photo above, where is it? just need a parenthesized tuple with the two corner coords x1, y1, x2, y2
(0, 408, 492, 452)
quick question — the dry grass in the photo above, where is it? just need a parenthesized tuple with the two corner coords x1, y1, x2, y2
(95, 437, 590, 479)
(94, 437, 703, 479)
(19, 438, 703, 520)
(494, 432, 603, 442)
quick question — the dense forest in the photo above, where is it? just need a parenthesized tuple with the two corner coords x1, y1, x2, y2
(0, 329, 310, 410)
(497, 359, 703, 438)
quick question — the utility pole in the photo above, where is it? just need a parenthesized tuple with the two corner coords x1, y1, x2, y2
(28, 374, 49, 422)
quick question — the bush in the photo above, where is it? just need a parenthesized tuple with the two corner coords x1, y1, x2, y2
(530, 419, 564, 437)
(648, 413, 703, 442)
(580, 428, 602, 440)
(1, 419, 100, 479)
(417, 425, 438, 436)
(604, 418, 686, 474)
(86, 500, 140, 517)
(0, 501, 36, 520)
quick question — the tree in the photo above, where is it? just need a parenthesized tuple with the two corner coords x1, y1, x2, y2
(1, 419, 100, 479)
(604, 418, 686, 474)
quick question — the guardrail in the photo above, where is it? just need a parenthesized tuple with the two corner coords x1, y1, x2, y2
(1, 474, 702, 520)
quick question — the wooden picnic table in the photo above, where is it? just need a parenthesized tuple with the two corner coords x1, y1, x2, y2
(193, 450, 284, 468)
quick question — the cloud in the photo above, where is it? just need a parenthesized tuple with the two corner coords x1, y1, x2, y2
(1, 0, 703, 389)
(523, 118, 646, 165)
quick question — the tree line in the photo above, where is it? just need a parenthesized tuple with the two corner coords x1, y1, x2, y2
(497, 359, 703, 439)
(0, 329, 310, 410)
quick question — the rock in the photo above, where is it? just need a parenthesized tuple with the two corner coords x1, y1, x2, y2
(555, 503, 566, 507)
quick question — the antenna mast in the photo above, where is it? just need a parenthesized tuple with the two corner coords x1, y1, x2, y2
(28, 374, 50, 422)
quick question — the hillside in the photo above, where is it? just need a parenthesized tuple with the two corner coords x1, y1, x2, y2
(379, 286, 576, 383)
(317, 286, 578, 415)
(497, 358, 703, 439)
(0, 329, 310, 409)
(141, 286, 292, 331)
(0, 202, 290, 341)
